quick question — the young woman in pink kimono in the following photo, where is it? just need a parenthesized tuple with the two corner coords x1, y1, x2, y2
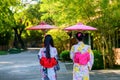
(70, 32, 94, 80)
(38, 35, 59, 80)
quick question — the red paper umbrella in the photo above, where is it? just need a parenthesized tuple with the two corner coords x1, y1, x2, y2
(26, 22, 57, 30)
(64, 23, 97, 31)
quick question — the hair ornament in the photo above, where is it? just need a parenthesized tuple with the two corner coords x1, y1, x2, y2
(78, 33, 81, 37)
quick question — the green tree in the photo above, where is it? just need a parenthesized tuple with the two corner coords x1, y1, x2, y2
(0, 0, 19, 50)
(10, 1, 27, 49)
(47, 29, 69, 53)
(40, 0, 120, 68)
(24, 3, 42, 25)
(24, 3, 44, 47)
(88, 0, 120, 68)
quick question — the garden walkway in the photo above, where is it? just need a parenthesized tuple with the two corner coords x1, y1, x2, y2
(0, 50, 120, 80)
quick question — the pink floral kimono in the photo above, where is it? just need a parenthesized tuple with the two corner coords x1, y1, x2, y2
(70, 42, 94, 80)
(38, 46, 58, 80)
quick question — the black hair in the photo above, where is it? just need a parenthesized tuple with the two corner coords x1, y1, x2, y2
(44, 35, 54, 58)
(75, 32, 84, 41)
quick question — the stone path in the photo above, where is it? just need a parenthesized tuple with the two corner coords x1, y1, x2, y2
(0, 50, 120, 80)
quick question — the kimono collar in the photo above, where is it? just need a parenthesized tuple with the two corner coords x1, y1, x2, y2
(78, 41, 84, 45)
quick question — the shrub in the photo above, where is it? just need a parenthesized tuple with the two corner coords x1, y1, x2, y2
(0, 51, 8, 55)
(60, 50, 72, 61)
(8, 48, 21, 54)
(92, 50, 104, 70)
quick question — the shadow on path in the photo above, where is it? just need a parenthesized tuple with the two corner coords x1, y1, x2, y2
(0, 50, 120, 80)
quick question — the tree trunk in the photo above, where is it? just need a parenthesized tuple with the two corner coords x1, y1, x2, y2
(102, 36, 106, 69)
(13, 27, 25, 49)
(18, 34, 26, 49)
(13, 28, 19, 48)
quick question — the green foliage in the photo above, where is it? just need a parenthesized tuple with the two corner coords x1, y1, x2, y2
(60, 50, 71, 61)
(25, 31, 43, 47)
(0, 51, 8, 55)
(8, 48, 21, 54)
(24, 3, 42, 25)
(40, 0, 97, 26)
(27, 31, 43, 41)
(0, 31, 12, 45)
(92, 50, 104, 70)
(0, 0, 24, 49)
(0, 0, 19, 30)
(47, 29, 69, 53)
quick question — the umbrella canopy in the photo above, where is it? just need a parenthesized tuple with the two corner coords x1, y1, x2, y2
(64, 23, 97, 47)
(26, 22, 57, 30)
(64, 23, 97, 31)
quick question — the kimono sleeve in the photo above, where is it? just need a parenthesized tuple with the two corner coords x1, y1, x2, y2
(70, 45, 75, 60)
(87, 46, 94, 70)
(38, 48, 43, 59)
(54, 48, 58, 60)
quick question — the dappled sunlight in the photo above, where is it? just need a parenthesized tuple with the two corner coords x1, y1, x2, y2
(12, 63, 38, 68)
(90, 70, 120, 76)
(0, 62, 13, 64)
(90, 70, 120, 80)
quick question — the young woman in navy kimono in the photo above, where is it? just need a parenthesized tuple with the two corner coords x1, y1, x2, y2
(38, 35, 59, 80)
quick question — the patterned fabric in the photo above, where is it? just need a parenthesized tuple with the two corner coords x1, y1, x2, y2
(38, 46, 58, 80)
(73, 51, 90, 65)
(70, 42, 94, 80)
